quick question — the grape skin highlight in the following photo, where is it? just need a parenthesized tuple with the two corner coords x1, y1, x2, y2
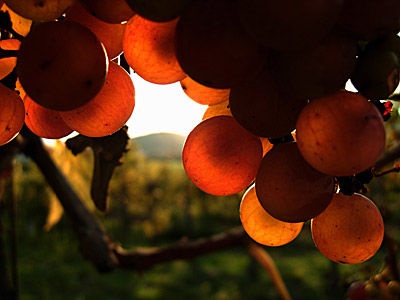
(183, 116, 263, 196)
(240, 184, 303, 247)
(311, 193, 384, 264)
(296, 90, 386, 177)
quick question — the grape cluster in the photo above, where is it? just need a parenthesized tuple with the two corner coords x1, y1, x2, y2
(176, 0, 399, 265)
(347, 269, 400, 300)
(0, 0, 136, 141)
(0, 0, 398, 266)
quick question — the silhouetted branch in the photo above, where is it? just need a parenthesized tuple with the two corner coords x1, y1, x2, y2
(19, 127, 249, 273)
(20, 127, 118, 272)
(113, 227, 247, 272)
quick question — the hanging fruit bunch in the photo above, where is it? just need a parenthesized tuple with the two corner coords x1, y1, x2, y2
(0, 0, 398, 268)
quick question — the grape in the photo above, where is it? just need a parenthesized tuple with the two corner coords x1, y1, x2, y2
(1, 3, 32, 36)
(181, 76, 230, 106)
(16, 20, 108, 111)
(255, 142, 334, 223)
(3, 0, 75, 21)
(202, 102, 273, 156)
(296, 90, 386, 176)
(202, 104, 272, 156)
(240, 184, 303, 246)
(125, 0, 191, 22)
(175, 0, 265, 89)
(65, 1, 125, 60)
(182, 116, 263, 196)
(0, 39, 20, 80)
(269, 31, 357, 100)
(237, 0, 343, 51)
(79, 0, 134, 24)
(347, 281, 371, 300)
(229, 68, 308, 138)
(0, 83, 24, 146)
(311, 193, 384, 264)
(59, 61, 134, 137)
(351, 49, 399, 100)
(123, 15, 186, 84)
(202, 100, 232, 121)
(24, 95, 73, 139)
(337, 0, 400, 40)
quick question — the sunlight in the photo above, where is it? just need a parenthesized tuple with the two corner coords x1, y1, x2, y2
(127, 73, 207, 138)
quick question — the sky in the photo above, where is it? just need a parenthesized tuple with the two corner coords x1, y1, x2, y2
(126, 73, 207, 138)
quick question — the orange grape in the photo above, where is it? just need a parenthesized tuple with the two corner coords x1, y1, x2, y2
(181, 76, 230, 106)
(296, 90, 386, 176)
(202, 103, 272, 156)
(1, 3, 32, 36)
(123, 15, 186, 84)
(79, 0, 134, 24)
(229, 68, 308, 138)
(0, 39, 20, 80)
(59, 61, 134, 137)
(202, 102, 272, 156)
(3, 0, 75, 21)
(240, 184, 303, 246)
(311, 193, 384, 264)
(65, 1, 125, 59)
(255, 142, 334, 223)
(202, 100, 232, 120)
(175, 0, 265, 88)
(182, 116, 263, 196)
(237, 0, 343, 51)
(24, 96, 73, 139)
(0, 83, 24, 145)
(17, 20, 108, 111)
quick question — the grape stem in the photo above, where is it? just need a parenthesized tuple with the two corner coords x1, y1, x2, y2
(248, 243, 292, 300)
(389, 94, 400, 101)
(0, 49, 18, 59)
(373, 163, 400, 177)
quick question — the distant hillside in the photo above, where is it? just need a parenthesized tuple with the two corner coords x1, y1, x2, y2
(132, 132, 186, 159)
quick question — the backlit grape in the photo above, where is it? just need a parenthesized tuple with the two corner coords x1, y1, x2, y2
(296, 90, 386, 176)
(59, 61, 135, 137)
(17, 20, 108, 111)
(183, 116, 263, 196)
(255, 142, 334, 222)
(240, 184, 303, 246)
(0, 83, 24, 145)
(311, 193, 384, 264)
(123, 15, 186, 84)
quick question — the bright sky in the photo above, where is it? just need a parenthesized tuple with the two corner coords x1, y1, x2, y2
(126, 73, 207, 138)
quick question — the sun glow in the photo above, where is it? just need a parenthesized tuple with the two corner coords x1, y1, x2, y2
(126, 73, 207, 138)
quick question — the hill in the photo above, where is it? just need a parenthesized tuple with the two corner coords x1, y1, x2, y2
(132, 132, 186, 159)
